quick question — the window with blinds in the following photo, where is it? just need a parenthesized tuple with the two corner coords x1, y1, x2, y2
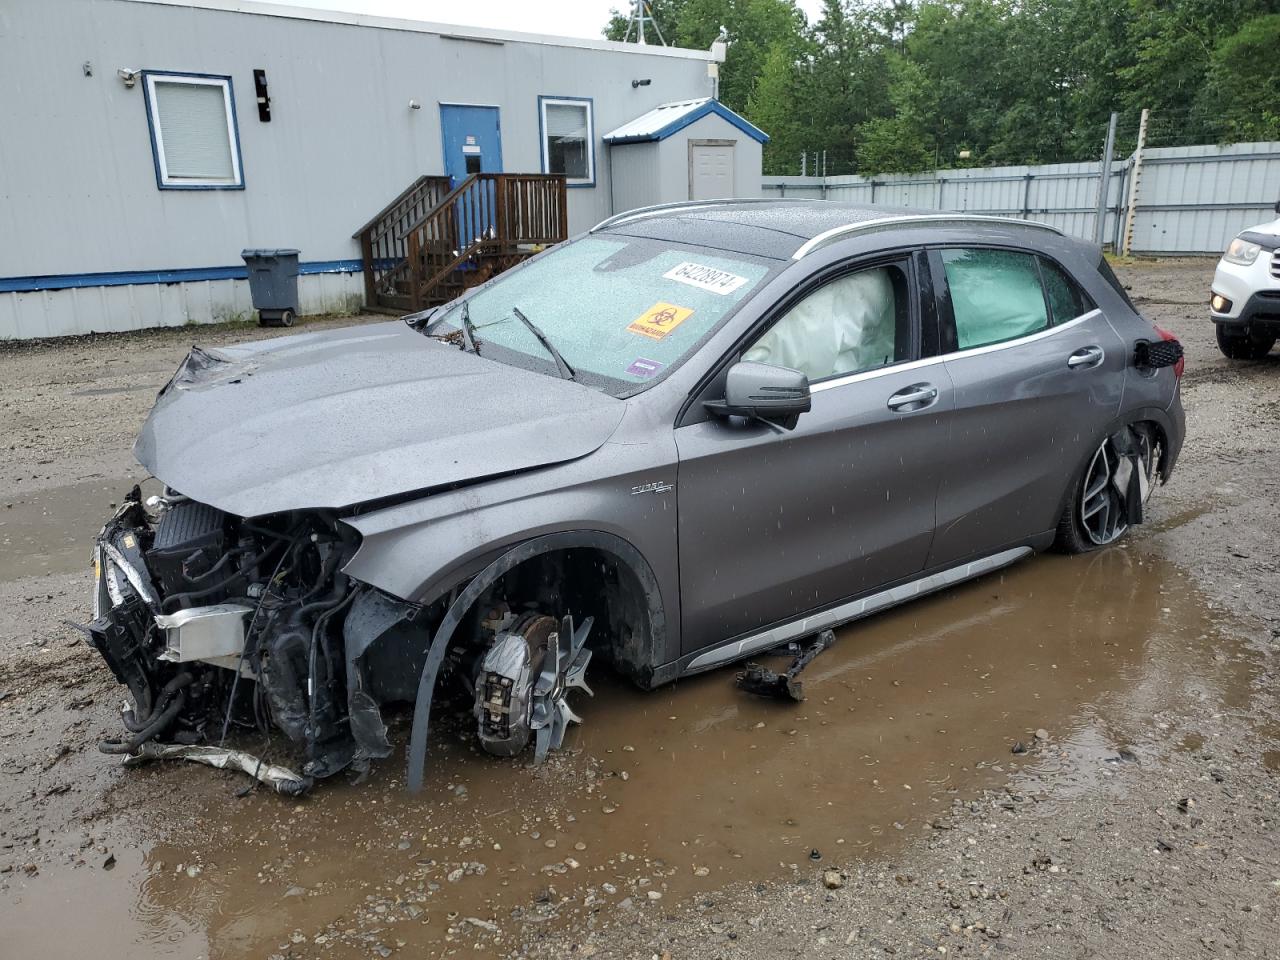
(539, 97, 594, 186)
(143, 73, 243, 189)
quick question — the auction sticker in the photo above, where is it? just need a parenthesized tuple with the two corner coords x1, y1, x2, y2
(625, 357, 665, 378)
(663, 261, 749, 295)
(627, 301, 693, 341)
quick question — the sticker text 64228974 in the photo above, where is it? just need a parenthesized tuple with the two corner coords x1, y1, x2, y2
(663, 261, 749, 296)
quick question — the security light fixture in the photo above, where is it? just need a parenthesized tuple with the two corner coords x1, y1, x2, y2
(117, 67, 140, 88)
(253, 69, 271, 122)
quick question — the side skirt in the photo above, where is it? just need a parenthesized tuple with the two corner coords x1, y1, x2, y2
(675, 546, 1034, 678)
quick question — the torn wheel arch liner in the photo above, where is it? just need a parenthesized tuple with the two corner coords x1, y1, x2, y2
(406, 529, 667, 792)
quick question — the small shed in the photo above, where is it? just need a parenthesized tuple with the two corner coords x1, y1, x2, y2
(603, 98, 768, 212)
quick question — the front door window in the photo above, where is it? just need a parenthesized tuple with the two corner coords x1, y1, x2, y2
(744, 264, 911, 381)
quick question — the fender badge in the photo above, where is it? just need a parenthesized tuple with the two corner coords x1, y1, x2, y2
(631, 481, 674, 496)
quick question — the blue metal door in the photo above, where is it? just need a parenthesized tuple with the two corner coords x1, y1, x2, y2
(439, 105, 503, 252)
(440, 104, 503, 183)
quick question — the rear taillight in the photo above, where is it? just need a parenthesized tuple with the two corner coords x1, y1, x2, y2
(1154, 325, 1185, 379)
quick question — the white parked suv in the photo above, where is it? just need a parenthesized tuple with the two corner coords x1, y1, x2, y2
(1210, 200, 1280, 359)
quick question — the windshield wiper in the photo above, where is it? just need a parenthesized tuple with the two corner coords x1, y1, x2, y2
(511, 306, 576, 381)
(459, 301, 480, 355)
(416, 301, 479, 355)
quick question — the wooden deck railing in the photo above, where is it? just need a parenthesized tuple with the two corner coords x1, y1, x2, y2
(353, 175, 453, 307)
(402, 173, 567, 310)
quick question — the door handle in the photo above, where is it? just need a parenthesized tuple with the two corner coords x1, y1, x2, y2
(1067, 345, 1105, 369)
(886, 383, 939, 411)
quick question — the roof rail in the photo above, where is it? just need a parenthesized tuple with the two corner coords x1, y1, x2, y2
(792, 214, 1065, 260)
(591, 197, 821, 233)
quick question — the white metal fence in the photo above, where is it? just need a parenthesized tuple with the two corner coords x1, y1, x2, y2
(761, 141, 1280, 255)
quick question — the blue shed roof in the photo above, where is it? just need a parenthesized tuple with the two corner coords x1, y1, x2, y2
(602, 98, 769, 145)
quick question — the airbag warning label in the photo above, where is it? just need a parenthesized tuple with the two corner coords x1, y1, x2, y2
(627, 302, 693, 341)
(663, 261, 749, 295)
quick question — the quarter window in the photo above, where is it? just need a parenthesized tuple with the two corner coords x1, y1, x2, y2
(744, 264, 910, 382)
(144, 72, 243, 189)
(1039, 258, 1093, 324)
(539, 97, 594, 185)
(940, 249, 1047, 349)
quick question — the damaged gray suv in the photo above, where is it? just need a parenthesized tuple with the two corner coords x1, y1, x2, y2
(84, 201, 1185, 793)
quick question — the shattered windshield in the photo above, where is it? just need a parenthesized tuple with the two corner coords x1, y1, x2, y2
(429, 235, 774, 393)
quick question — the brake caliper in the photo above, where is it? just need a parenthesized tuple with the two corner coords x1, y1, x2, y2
(473, 613, 593, 761)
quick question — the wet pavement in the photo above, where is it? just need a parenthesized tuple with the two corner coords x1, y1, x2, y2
(4, 539, 1257, 959)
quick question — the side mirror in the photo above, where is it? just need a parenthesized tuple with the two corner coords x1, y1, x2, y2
(1274, 198, 1280, 215)
(705, 360, 811, 430)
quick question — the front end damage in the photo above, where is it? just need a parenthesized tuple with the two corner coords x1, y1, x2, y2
(80, 487, 597, 793)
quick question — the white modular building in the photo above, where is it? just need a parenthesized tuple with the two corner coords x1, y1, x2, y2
(0, 0, 767, 339)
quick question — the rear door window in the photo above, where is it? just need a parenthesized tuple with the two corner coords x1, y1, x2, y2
(939, 248, 1049, 349)
(1039, 257, 1093, 324)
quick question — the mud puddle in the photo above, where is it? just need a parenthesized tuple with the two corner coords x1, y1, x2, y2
(3, 546, 1258, 959)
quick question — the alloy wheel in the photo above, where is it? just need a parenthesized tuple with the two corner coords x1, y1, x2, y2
(1080, 439, 1131, 546)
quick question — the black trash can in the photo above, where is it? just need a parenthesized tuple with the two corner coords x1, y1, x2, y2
(241, 248, 300, 327)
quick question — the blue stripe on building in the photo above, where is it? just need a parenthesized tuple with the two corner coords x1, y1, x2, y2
(0, 260, 364, 294)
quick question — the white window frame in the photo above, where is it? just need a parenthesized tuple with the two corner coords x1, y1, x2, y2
(538, 96, 595, 188)
(143, 71, 244, 190)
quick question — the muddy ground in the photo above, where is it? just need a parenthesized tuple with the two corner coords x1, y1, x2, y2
(2, 261, 1278, 959)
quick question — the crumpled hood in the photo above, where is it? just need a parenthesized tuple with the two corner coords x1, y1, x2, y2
(135, 321, 625, 517)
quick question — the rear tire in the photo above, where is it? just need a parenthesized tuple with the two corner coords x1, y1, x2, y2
(1216, 324, 1275, 360)
(1055, 430, 1155, 554)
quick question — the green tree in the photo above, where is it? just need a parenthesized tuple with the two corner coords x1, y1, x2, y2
(854, 55, 936, 174)
(799, 0, 893, 171)
(601, 0, 1280, 177)
(747, 41, 806, 173)
(673, 0, 808, 112)
(1195, 14, 1280, 141)
(1119, 0, 1278, 119)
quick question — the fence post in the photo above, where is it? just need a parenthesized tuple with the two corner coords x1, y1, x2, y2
(1022, 172, 1034, 219)
(1121, 108, 1149, 256)
(1093, 111, 1118, 246)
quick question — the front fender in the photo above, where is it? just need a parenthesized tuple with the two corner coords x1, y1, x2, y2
(340, 439, 682, 660)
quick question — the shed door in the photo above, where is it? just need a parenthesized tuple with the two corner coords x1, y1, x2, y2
(689, 140, 735, 200)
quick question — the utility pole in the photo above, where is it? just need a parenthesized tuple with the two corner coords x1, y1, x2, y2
(1121, 108, 1149, 256)
(1093, 111, 1118, 247)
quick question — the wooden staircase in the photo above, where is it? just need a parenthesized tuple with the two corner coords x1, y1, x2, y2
(354, 174, 568, 314)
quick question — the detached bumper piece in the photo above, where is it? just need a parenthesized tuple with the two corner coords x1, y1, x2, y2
(77, 486, 423, 794)
(737, 629, 834, 701)
(124, 743, 308, 796)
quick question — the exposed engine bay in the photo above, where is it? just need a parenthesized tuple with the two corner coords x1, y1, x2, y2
(81, 486, 595, 794)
